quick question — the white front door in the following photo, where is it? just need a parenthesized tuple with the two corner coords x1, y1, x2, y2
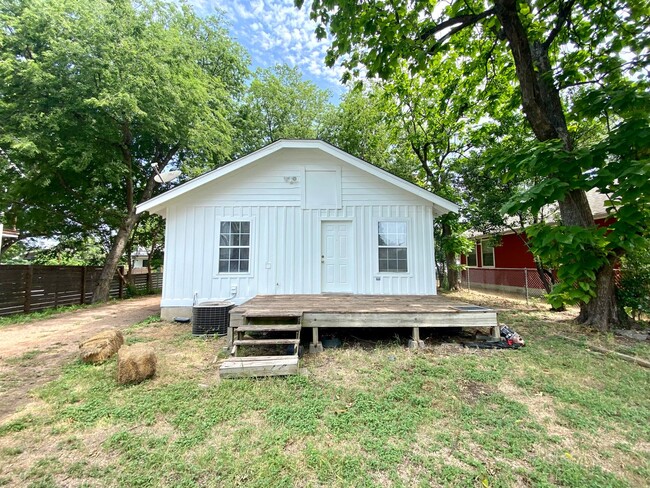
(321, 221, 353, 293)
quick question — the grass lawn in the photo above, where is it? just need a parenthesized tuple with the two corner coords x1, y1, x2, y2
(0, 292, 648, 487)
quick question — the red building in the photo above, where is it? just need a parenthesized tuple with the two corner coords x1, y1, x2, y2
(461, 191, 610, 296)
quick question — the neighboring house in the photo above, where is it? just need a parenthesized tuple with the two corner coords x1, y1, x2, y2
(460, 190, 612, 295)
(137, 140, 458, 320)
(130, 247, 150, 270)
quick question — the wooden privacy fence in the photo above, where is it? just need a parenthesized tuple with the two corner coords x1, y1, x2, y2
(0, 265, 163, 317)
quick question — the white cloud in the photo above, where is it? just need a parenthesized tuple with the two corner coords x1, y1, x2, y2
(185, 0, 346, 95)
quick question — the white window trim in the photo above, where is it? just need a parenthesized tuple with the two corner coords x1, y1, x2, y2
(215, 217, 254, 278)
(480, 239, 496, 268)
(301, 166, 342, 209)
(467, 242, 479, 268)
(374, 218, 412, 276)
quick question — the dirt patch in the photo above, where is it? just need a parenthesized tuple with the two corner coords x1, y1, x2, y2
(498, 381, 570, 439)
(137, 324, 222, 386)
(0, 296, 160, 422)
(304, 345, 410, 391)
(459, 380, 494, 405)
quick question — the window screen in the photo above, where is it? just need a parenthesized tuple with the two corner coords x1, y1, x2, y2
(219, 221, 250, 273)
(378, 221, 408, 273)
(481, 241, 495, 267)
(467, 243, 478, 267)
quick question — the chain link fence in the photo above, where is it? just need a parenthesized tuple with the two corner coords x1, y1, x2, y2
(461, 267, 551, 302)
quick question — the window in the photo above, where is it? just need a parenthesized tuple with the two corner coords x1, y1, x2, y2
(481, 240, 495, 267)
(467, 243, 478, 267)
(218, 221, 250, 273)
(378, 221, 408, 273)
(142, 259, 149, 268)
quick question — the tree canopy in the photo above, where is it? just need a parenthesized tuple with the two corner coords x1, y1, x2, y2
(234, 64, 330, 154)
(300, 0, 650, 329)
(0, 0, 248, 299)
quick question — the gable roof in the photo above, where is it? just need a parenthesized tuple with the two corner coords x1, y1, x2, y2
(136, 140, 459, 216)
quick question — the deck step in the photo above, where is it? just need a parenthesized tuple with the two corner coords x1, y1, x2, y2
(219, 356, 299, 378)
(234, 339, 300, 346)
(236, 324, 302, 333)
(227, 355, 298, 362)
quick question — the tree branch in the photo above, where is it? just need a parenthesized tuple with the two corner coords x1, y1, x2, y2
(543, 0, 577, 49)
(418, 9, 496, 42)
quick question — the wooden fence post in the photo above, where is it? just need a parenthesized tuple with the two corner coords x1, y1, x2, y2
(24, 265, 33, 313)
(118, 266, 125, 299)
(80, 266, 87, 304)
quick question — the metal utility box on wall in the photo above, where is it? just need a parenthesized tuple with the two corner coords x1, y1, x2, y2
(192, 301, 234, 336)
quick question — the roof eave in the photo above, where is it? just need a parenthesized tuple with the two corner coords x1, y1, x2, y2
(136, 140, 460, 216)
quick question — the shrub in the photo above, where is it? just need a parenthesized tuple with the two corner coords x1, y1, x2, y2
(617, 244, 650, 322)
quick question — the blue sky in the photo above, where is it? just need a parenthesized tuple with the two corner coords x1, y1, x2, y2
(187, 0, 347, 101)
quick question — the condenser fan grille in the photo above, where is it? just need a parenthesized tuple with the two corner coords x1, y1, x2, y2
(192, 302, 234, 336)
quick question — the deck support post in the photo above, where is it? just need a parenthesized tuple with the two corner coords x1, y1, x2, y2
(309, 327, 323, 353)
(227, 326, 234, 349)
(491, 325, 501, 341)
(408, 327, 425, 350)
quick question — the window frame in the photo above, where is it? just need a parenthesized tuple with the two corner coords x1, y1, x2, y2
(466, 242, 478, 268)
(480, 239, 496, 268)
(376, 219, 410, 274)
(216, 219, 253, 276)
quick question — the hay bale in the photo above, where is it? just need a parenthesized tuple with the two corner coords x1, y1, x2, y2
(117, 344, 157, 384)
(79, 329, 124, 364)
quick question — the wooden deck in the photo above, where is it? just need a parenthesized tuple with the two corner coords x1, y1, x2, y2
(232, 294, 496, 325)
(229, 294, 499, 350)
(221, 295, 500, 378)
(234, 294, 494, 314)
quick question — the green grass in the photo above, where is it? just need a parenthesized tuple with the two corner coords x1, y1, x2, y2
(0, 298, 648, 487)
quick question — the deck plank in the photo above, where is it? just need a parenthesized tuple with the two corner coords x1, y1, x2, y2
(233, 294, 495, 316)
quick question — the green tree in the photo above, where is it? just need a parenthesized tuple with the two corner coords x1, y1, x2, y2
(30, 236, 107, 266)
(319, 87, 397, 170)
(0, 0, 248, 301)
(460, 144, 560, 295)
(127, 214, 165, 290)
(300, 0, 649, 329)
(234, 64, 330, 154)
(377, 55, 492, 290)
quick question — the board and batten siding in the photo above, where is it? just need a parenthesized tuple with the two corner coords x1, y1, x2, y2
(160, 149, 438, 308)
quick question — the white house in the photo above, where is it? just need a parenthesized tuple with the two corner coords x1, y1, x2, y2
(136, 140, 459, 320)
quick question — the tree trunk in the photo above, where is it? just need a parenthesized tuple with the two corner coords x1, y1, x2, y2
(534, 260, 553, 294)
(90, 124, 178, 303)
(442, 223, 460, 291)
(445, 250, 460, 291)
(494, 0, 624, 328)
(92, 212, 138, 302)
(578, 262, 625, 331)
(437, 261, 448, 290)
(125, 235, 134, 283)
